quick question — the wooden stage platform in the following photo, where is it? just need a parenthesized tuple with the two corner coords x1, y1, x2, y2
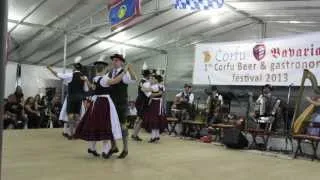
(2, 129, 320, 180)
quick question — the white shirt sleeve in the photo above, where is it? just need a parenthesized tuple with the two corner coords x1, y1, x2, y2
(142, 82, 152, 97)
(100, 75, 111, 88)
(189, 93, 194, 104)
(218, 95, 223, 105)
(122, 71, 136, 84)
(176, 92, 182, 97)
(57, 73, 73, 83)
(83, 82, 89, 92)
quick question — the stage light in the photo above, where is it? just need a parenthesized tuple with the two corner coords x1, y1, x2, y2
(210, 17, 219, 24)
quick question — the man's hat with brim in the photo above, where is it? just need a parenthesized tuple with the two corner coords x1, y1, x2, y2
(94, 55, 109, 66)
(73, 56, 83, 70)
(110, 54, 125, 62)
(142, 69, 152, 77)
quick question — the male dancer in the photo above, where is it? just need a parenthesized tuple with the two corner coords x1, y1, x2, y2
(131, 69, 152, 141)
(108, 54, 137, 159)
(47, 56, 89, 138)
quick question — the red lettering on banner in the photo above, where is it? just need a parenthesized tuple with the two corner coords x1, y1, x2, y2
(304, 48, 309, 56)
(289, 48, 295, 57)
(282, 49, 288, 57)
(271, 48, 280, 58)
(316, 48, 320, 55)
(297, 49, 302, 57)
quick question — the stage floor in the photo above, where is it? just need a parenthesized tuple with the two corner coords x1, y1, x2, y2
(2, 129, 320, 180)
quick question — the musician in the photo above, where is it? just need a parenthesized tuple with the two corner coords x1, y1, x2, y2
(252, 84, 281, 129)
(206, 86, 223, 124)
(174, 84, 195, 120)
(306, 96, 320, 136)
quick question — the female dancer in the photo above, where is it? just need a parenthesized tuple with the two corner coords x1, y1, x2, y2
(75, 60, 133, 159)
(143, 74, 167, 143)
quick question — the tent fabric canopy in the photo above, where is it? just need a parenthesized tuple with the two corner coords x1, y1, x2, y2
(7, 0, 320, 67)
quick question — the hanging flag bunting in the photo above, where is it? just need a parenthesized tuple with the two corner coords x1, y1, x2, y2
(108, 0, 141, 31)
(173, 0, 224, 10)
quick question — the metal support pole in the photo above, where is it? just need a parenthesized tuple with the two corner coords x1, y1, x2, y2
(0, 0, 8, 178)
(261, 22, 267, 39)
(62, 34, 67, 102)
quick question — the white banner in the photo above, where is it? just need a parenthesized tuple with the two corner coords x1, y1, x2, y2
(193, 32, 320, 86)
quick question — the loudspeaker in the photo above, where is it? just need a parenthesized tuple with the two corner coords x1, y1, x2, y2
(222, 128, 248, 149)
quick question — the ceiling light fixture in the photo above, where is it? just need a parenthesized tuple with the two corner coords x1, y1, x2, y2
(210, 17, 219, 24)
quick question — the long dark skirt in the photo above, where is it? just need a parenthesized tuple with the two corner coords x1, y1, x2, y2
(75, 97, 113, 141)
(143, 99, 167, 133)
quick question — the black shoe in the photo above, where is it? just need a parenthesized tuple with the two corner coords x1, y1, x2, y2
(110, 147, 119, 154)
(132, 135, 143, 141)
(88, 149, 100, 157)
(62, 133, 69, 138)
(148, 138, 157, 143)
(102, 151, 113, 159)
(118, 151, 128, 159)
(67, 135, 73, 140)
(155, 137, 160, 141)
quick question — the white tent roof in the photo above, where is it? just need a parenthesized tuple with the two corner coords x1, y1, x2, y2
(7, 0, 320, 67)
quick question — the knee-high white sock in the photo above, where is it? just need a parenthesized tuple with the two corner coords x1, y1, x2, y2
(102, 141, 111, 153)
(63, 123, 69, 134)
(151, 129, 156, 139)
(155, 129, 160, 138)
(89, 141, 97, 151)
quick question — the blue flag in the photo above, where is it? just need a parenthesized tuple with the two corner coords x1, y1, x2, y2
(109, 0, 140, 30)
(174, 0, 224, 10)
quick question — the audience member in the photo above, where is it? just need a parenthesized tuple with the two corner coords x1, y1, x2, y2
(4, 86, 27, 129)
(24, 97, 41, 129)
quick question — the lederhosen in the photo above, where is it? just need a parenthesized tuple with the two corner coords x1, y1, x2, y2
(67, 72, 85, 114)
(135, 78, 149, 118)
(108, 69, 128, 124)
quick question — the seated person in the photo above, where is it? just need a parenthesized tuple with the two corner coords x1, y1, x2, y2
(24, 97, 41, 129)
(251, 84, 281, 130)
(4, 86, 27, 129)
(206, 86, 223, 124)
(173, 84, 195, 120)
(306, 96, 320, 136)
(51, 96, 63, 128)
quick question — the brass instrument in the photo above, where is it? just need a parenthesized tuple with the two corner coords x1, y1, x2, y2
(291, 69, 320, 134)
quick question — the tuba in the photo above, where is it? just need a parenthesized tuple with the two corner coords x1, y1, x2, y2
(291, 69, 320, 133)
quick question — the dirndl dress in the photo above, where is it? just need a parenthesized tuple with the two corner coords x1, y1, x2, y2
(74, 95, 122, 141)
(143, 97, 167, 133)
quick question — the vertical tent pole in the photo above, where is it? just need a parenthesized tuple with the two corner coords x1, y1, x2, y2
(62, 34, 67, 102)
(0, 0, 8, 178)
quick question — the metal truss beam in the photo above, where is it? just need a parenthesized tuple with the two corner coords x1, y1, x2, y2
(9, 0, 48, 33)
